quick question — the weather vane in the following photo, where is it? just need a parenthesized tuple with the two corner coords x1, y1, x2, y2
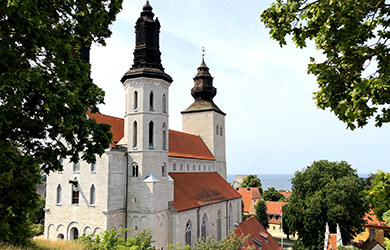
(202, 47, 205, 59)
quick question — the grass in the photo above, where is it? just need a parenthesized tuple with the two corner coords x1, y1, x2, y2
(0, 236, 84, 250)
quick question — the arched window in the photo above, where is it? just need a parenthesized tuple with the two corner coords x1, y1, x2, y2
(134, 91, 138, 110)
(185, 221, 191, 246)
(90, 185, 95, 205)
(220, 125, 223, 136)
(216, 124, 219, 135)
(228, 203, 233, 231)
(132, 163, 139, 177)
(73, 162, 80, 172)
(201, 214, 208, 240)
(149, 121, 154, 149)
(162, 94, 167, 113)
(57, 233, 64, 239)
(161, 163, 166, 177)
(56, 184, 62, 204)
(91, 163, 96, 172)
(162, 123, 167, 150)
(72, 183, 79, 205)
(149, 91, 154, 111)
(173, 163, 176, 171)
(217, 210, 222, 241)
(133, 121, 138, 149)
(70, 227, 79, 240)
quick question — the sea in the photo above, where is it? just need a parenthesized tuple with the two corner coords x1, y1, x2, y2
(227, 173, 370, 191)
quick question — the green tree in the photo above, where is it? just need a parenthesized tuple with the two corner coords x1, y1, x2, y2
(263, 187, 286, 201)
(281, 204, 292, 240)
(255, 200, 269, 229)
(285, 160, 369, 249)
(261, 0, 390, 130)
(240, 175, 263, 194)
(0, 0, 122, 245)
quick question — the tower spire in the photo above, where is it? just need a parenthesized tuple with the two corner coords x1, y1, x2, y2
(121, 1, 172, 83)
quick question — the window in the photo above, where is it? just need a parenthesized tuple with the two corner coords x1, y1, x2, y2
(133, 121, 138, 149)
(72, 183, 79, 205)
(162, 123, 167, 150)
(220, 125, 223, 136)
(57, 233, 64, 239)
(369, 229, 376, 237)
(132, 163, 139, 177)
(203, 165, 206, 171)
(91, 163, 96, 172)
(198, 165, 201, 171)
(134, 91, 138, 110)
(71, 227, 79, 240)
(149, 91, 154, 111)
(173, 163, 176, 171)
(216, 124, 219, 135)
(273, 226, 276, 231)
(185, 221, 191, 246)
(149, 121, 154, 149)
(193, 164, 195, 171)
(90, 185, 95, 205)
(201, 214, 208, 240)
(73, 162, 80, 172)
(162, 94, 167, 113)
(161, 163, 166, 177)
(180, 164, 183, 171)
(56, 184, 62, 204)
(217, 210, 221, 241)
(186, 164, 189, 171)
(228, 203, 233, 231)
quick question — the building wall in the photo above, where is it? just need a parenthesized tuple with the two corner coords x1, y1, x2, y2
(354, 226, 390, 246)
(169, 157, 215, 173)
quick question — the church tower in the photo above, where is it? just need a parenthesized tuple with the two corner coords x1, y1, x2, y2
(120, 1, 173, 247)
(181, 54, 227, 179)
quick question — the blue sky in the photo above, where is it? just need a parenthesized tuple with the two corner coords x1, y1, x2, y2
(90, 0, 390, 175)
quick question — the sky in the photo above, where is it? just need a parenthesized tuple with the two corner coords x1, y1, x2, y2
(90, 0, 390, 175)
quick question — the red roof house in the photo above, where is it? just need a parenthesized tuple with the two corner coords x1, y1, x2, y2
(237, 188, 263, 215)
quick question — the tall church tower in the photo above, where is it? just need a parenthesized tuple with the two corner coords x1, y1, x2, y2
(181, 55, 227, 179)
(120, 2, 173, 247)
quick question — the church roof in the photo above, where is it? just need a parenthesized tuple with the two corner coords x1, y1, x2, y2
(87, 112, 215, 160)
(169, 130, 215, 160)
(234, 216, 281, 250)
(169, 172, 241, 211)
(237, 188, 263, 213)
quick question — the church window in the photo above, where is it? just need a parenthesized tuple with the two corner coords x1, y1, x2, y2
(133, 121, 138, 149)
(90, 185, 95, 205)
(193, 164, 195, 171)
(58, 158, 63, 174)
(198, 165, 201, 171)
(56, 184, 62, 204)
(57, 233, 64, 239)
(217, 210, 222, 241)
(208, 165, 211, 171)
(149, 121, 154, 149)
(203, 165, 206, 171)
(201, 214, 208, 240)
(173, 163, 176, 171)
(185, 221, 191, 246)
(162, 163, 166, 177)
(186, 164, 189, 171)
(132, 163, 139, 177)
(228, 203, 233, 231)
(149, 91, 154, 111)
(134, 91, 138, 110)
(72, 183, 79, 205)
(162, 94, 167, 113)
(216, 124, 219, 135)
(70, 227, 79, 240)
(135, 225, 138, 230)
(162, 123, 167, 150)
(180, 164, 183, 171)
(73, 162, 80, 172)
(220, 126, 223, 136)
(91, 163, 96, 172)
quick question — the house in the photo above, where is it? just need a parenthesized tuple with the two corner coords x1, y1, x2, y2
(237, 188, 263, 215)
(280, 191, 291, 200)
(266, 201, 289, 238)
(44, 2, 242, 249)
(354, 210, 390, 247)
(233, 216, 281, 250)
(359, 239, 386, 250)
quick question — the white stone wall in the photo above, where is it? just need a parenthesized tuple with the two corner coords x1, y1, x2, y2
(168, 157, 216, 173)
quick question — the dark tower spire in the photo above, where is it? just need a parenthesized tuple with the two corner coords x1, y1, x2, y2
(121, 1, 172, 83)
(182, 49, 225, 115)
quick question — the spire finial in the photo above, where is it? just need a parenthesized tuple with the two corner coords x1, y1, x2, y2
(202, 47, 205, 59)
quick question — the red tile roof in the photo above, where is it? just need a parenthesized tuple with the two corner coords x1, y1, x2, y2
(280, 191, 292, 199)
(364, 210, 390, 229)
(87, 112, 124, 148)
(169, 172, 241, 211)
(266, 201, 288, 225)
(169, 130, 215, 160)
(326, 234, 337, 250)
(234, 216, 281, 250)
(86, 113, 215, 160)
(237, 188, 263, 213)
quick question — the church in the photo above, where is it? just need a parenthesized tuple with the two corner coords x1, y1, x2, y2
(44, 2, 242, 249)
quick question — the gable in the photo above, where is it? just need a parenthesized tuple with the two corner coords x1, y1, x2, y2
(169, 172, 241, 211)
(237, 188, 262, 214)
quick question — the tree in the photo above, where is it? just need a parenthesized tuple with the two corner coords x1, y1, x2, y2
(240, 175, 263, 194)
(261, 0, 390, 130)
(255, 200, 269, 229)
(263, 187, 286, 201)
(281, 204, 292, 240)
(0, 0, 122, 245)
(285, 160, 369, 249)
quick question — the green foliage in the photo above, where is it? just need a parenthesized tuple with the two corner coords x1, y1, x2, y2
(367, 170, 390, 222)
(0, 0, 122, 245)
(281, 204, 291, 240)
(78, 228, 154, 250)
(255, 200, 269, 229)
(261, 0, 390, 129)
(263, 187, 286, 201)
(285, 160, 369, 250)
(240, 175, 263, 194)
